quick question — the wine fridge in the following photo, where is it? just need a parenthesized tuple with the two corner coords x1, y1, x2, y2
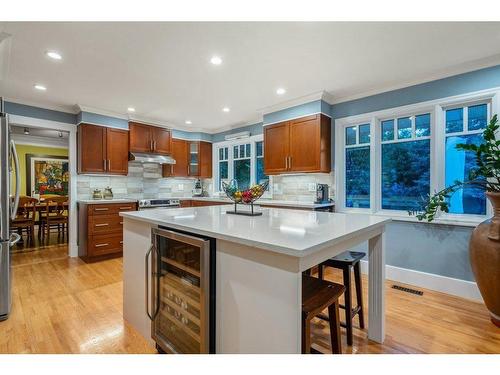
(147, 227, 216, 354)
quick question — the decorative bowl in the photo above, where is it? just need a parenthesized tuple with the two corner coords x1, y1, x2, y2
(221, 179, 269, 216)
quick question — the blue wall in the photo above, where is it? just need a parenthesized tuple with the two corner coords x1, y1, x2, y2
(211, 122, 263, 142)
(77, 111, 129, 129)
(331, 64, 500, 120)
(5, 101, 77, 124)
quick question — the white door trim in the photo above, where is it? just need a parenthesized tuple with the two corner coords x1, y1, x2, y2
(8, 114, 78, 257)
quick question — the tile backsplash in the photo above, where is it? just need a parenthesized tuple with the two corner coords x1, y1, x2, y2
(77, 162, 212, 200)
(77, 162, 333, 203)
(271, 173, 334, 202)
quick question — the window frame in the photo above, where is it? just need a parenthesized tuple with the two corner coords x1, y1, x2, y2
(335, 88, 500, 226)
(212, 134, 271, 197)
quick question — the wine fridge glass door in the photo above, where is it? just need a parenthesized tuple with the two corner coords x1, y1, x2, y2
(151, 228, 210, 354)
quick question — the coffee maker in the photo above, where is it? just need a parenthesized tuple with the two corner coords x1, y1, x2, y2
(315, 184, 329, 203)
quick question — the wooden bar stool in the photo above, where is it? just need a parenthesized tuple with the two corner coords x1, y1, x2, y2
(318, 251, 365, 346)
(302, 274, 345, 354)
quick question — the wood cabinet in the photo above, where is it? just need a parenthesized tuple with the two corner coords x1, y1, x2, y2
(78, 201, 137, 263)
(191, 200, 229, 207)
(263, 114, 331, 175)
(78, 123, 129, 175)
(162, 139, 189, 177)
(162, 140, 212, 178)
(129, 121, 172, 155)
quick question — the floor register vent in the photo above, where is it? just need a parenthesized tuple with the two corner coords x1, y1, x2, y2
(391, 284, 423, 296)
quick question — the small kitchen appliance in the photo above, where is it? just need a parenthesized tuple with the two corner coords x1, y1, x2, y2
(192, 179, 203, 196)
(315, 184, 330, 204)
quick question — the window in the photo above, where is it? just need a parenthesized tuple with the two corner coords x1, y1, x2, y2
(217, 147, 229, 190)
(255, 141, 268, 186)
(445, 103, 488, 215)
(233, 142, 251, 190)
(337, 93, 495, 222)
(345, 124, 370, 208)
(380, 114, 431, 211)
(213, 135, 269, 195)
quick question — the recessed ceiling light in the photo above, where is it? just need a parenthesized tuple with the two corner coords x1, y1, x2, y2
(185, 120, 192, 125)
(58, 131, 63, 138)
(127, 107, 135, 112)
(23, 128, 30, 135)
(222, 107, 230, 113)
(46, 51, 62, 60)
(34, 84, 47, 91)
(210, 56, 222, 65)
(276, 88, 286, 95)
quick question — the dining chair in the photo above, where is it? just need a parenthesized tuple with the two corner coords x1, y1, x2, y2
(39, 195, 69, 242)
(10, 196, 38, 245)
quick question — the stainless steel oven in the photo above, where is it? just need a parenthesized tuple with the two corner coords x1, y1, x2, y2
(147, 227, 216, 354)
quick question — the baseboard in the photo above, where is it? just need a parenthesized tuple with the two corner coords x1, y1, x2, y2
(359, 260, 483, 302)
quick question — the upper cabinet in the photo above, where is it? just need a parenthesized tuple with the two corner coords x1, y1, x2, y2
(129, 121, 172, 155)
(264, 114, 331, 175)
(78, 123, 129, 175)
(162, 140, 212, 178)
(162, 138, 189, 177)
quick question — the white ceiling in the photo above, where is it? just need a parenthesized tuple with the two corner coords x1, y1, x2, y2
(1, 22, 500, 132)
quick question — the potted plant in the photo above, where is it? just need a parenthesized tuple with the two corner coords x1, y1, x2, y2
(414, 114, 499, 327)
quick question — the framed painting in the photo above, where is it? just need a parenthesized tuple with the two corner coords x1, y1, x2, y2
(26, 154, 69, 196)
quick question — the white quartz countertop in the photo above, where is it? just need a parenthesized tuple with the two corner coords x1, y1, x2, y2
(183, 196, 335, 209)
(78, 199, 138, 204)
(120, 206, 390, 257)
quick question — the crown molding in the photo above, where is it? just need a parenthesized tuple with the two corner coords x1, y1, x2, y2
(75, 104, 128, 119)
(258, 91, 334, 116)
(331, 53, 500, 105)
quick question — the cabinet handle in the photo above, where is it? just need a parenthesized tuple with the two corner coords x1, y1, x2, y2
(154, 141, 157, 151)
(108, 159, 111, 171)
(103, 159, 106, 170)
(288, 156, 292, 170)
(95, 243, 109, 247)
(95, 208, 109, 211)
(119, 206, 132, 210)
(285, 157, 288, 169)
(120, 241, 123, 244)
(95, 223, 109, 227)
(120, 222, 123, 225)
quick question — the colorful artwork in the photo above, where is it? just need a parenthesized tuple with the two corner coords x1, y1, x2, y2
(26, 155, 69, 196)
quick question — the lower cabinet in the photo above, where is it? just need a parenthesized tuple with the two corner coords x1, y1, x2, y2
(191, 200, 230, 207)
(78, 201, 137, 262)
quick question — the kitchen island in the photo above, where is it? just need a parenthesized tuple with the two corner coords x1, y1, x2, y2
(120, 206, 390, 353)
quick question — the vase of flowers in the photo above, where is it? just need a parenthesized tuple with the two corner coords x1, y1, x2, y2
(414, 114, 500, 327)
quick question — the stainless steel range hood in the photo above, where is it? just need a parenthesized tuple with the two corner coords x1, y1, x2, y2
(129, 152, 176, 165)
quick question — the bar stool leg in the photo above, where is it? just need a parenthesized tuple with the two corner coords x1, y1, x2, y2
(318, 264, 324, 280)
(343, 266, 353, 346)
(328, 301, 342, 354)
(354, 262, 365, 329)
(302, 314, 311, 354)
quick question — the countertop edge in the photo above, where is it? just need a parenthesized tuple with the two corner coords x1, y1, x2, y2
(120, 210, 390, 257)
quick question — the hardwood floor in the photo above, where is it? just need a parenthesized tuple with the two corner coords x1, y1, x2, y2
(1, 245, 155, 354)
(1, 245, 498, 354)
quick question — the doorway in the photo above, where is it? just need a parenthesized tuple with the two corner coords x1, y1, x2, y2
(9, 125, 70, 263)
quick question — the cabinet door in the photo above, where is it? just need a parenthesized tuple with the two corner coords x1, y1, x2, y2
(129, 122, 152, 153)
(106, 128, 129, 175)
(289, 115, 321, 172)
(151, 127, 172, 155)
(163, 138, 188, 177)
(199, 141, 212, 178)
(188, 142, 200, 176)
(263, 121, 289, 174)
(78, 124, 107, 174)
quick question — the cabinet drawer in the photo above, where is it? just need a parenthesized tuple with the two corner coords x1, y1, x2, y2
(88, 234, 123, 257)
(88, 203, 137, 215)
(88, 214, 123, 235)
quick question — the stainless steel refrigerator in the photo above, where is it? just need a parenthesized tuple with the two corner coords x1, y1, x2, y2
(0, 97, 21, 321)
